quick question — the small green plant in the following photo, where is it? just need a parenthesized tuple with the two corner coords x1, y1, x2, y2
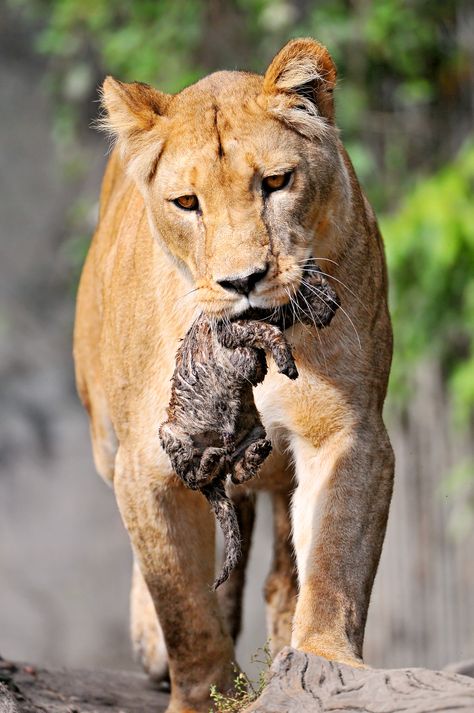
(209, 642, 273, 712)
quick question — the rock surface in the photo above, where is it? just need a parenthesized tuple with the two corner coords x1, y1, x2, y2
(2, 649, 474, 712)
(0, 659, 168, 713)
(245, 647, 474, 712)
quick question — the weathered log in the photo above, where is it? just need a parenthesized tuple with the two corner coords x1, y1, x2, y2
(0, 660, 168, 713)
(245, 647, 474, 712)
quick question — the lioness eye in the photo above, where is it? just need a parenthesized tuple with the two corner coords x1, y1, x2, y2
(173, 195, 199, 211)
(262, 171, 292, 194)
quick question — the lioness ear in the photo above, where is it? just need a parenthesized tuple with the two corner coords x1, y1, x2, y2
(99, 76, 170, 152)
(263, 38, 337, 136)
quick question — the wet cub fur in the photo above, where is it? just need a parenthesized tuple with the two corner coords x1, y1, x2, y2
(159, 265, 338, 589)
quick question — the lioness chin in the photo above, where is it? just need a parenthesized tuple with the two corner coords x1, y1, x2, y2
(74, 37, 394, 713)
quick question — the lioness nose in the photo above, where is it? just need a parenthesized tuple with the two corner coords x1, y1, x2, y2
(217, 264, 269, 296)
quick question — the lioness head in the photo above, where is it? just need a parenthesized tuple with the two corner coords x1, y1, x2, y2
(101, 38, 351, 317)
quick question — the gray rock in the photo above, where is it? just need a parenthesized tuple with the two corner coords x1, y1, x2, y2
(1, 663, 168, 713)
(245, 647, 474, 712)
(0, 684, 18, 713)
(445, 659, 474, 679)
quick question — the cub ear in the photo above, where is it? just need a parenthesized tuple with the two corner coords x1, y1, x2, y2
(263, 38, 337, 135)
(99, 76, 170, 153)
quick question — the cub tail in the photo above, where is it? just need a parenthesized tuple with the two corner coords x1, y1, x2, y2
(202, 480, 242, 590)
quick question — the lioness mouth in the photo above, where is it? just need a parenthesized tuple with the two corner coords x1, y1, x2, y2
(233, 263, 340, 331)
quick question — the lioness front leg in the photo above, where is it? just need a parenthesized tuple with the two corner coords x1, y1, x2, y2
(114, 447, 235, 713)
(290, 421, 394, 665)
(130, 559, 169, 683)
(264, 488, 298, 657)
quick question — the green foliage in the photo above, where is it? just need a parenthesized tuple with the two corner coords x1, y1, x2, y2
(301, 0, 462, 208)
(209, 643, 273, 712)
(9, 0, 467, 210)
(383, 140, 474, 422)
(13, 0, 205, 91)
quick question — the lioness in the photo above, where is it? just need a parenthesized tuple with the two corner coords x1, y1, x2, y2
(74, 38, 394, 713)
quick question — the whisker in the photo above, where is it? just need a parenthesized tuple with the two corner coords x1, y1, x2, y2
(285, 287, 298, 329)
(252, 306, 280, 323)
(297, 256, 340, 267)
(303, 268, 369, 314)
(298, 288, 322, 330)
(269, 307, 280, 323)
(292, 305, 312, 352)
(284, 288, 299, 333)
(176, 287, 200, 302)
(285, 287, 312, 351)
(285, 284, 329, 370)
(295, 289, 329, 374)
(301, 279, 362, 351)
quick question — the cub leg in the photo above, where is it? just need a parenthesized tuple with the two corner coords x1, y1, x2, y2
(130, 559, 168, 683)
(115, 447, 235, 713)
(228, 346, 267, 385)
(264, 488, 298, 657)
(290, 423, 394, 665)
(217, 490, 256, 642)
(158, 422, 195, 483)
(224, 322, 297, 379)
(197, 445, 229, 484)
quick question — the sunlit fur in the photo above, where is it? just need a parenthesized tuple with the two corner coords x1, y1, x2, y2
(74, 38, 394, 713)
(98, 42, 348, 321)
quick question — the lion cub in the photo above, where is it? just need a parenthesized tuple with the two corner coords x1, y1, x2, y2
(159, 266, 338, 588)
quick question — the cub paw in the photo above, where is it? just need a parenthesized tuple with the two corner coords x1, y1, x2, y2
(231, 438, 272, 484)
(195, 446, 228, 486)
(247, 438, 272, 464)
(280, 360, 298, 380)
(272, 345, 298, 380)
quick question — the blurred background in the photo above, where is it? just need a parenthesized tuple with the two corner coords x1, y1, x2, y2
(1, 0, 474, 677)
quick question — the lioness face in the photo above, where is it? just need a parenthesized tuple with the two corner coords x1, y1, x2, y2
(102, 39, 347, 317)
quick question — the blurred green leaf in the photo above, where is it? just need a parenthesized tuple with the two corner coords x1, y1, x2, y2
(383, 139, 474, 423)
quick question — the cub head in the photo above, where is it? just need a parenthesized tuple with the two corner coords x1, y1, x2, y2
(101, 38, 351, 318)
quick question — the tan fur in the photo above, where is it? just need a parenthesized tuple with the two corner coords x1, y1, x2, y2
(74, 38, 394, 712)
